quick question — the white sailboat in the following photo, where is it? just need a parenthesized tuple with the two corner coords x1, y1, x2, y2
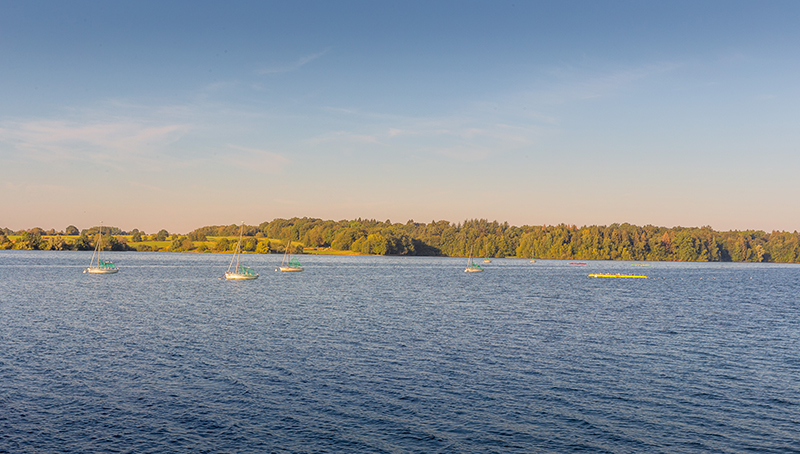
(464, 248, 484, 273)
(278, 239, 304, 272)
(224, 223, 258, 280)
(83, 223, 119, 274)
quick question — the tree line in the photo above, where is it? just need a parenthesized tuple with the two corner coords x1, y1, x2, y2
(0, 227, 138, 252)
(3, 219, 800, 262)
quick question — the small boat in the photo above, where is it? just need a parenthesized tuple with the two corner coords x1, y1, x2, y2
(464, 249, 484, 273)
(483, 258, 491, 263)
(570, 262, 587, 265)
(278, 239, 304, 272)
(632, 264, 651, 267)
(224, 223, 258, 280)
(84, 223, 118, 274)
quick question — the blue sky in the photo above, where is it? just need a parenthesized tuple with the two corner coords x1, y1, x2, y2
(2, 1, 799, 233)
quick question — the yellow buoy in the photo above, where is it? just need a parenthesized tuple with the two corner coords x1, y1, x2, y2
(588, 274, 648, 279)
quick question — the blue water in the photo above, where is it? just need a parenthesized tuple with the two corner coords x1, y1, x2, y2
(1, 251, 798, 453)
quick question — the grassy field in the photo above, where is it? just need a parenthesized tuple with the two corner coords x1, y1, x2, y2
(5, 234, 365, 255)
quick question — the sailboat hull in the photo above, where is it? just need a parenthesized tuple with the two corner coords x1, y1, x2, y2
(464, 268, 483, 273)
(84, 267, 119, 274)
(224, 272, 258, 280)
(278, 266, 303, 272)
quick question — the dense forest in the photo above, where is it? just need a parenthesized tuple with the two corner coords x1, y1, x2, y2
(2, 218, 800, 263)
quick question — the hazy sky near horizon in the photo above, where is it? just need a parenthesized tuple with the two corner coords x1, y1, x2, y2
(2, 1, 799, 233)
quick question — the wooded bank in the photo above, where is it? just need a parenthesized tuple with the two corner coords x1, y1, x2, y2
(3, 219, 799, 263)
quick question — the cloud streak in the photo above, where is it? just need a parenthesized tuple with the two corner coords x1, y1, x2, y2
(225, 144, 289, 174)
(303, 110, 544, 162)
(531, 60, 684, 105)
(258, 50, 329, 75)
(0, 120, 189, 167)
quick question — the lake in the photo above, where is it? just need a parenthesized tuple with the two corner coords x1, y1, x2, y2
(1, 251, 798, 453)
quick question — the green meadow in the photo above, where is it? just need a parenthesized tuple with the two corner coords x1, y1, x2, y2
(2, 235, 332, 255)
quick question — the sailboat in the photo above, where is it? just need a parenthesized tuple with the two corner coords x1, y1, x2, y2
(83, 223, 119, 274)
(530, 244, 536, 263)
(278, 239, 304, 272)
(464, 248, 484, 273)
(224, 223, 258, 280)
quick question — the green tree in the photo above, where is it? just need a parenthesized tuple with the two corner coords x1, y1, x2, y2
(331, 228, 362, 251)
(170, 236, 194, 252)
(242, 238, 257, 252)
(47, 235, 69, 251)
(256, 240, 272, 254)
(73, 234, 93, 251)
(93, 233, 121, 251)
(674, 231, 700, 261)
(131, 230, 143, 242)
(368, 233, 389, 255)
(14, 231, 43, 250)
(214, 237, 231, 252)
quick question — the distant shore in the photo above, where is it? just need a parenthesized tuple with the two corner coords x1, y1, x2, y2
(3, 218, 800, 263)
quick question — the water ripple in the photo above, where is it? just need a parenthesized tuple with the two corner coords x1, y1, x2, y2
(1, 252, 799, 453)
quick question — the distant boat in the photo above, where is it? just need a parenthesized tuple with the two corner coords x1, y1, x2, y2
(530, 245, 536, 263)
(83, 223, 118, 274)
(278, 239, 304, 272)
(465, 249, 484, 273)
(224, 223, 258, 280)
(483, 257, 491, 263)
(570, 262, 587, 265)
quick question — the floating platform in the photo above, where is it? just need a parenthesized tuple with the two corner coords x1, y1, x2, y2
(589, 274, 648, 279)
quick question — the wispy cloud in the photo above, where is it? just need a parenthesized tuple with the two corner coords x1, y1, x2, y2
(258, 49, 329, 75)
(388, 128, 410, 138)
(225, 144, 289, 174)
(417, 123, 538, 161)
(302, 115, 542, 162)
(307, 131, 383, 147)
(433, 144, 494, 162)
(535, 61, 684, 104)
(0, 119, 190, 170)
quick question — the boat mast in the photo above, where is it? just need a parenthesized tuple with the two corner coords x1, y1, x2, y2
(227, 222, 244, 272)
(281, 238, 291, 266)
(89, 222, 102, 268)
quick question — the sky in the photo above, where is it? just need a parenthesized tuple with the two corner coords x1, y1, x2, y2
(1, 0, 799, 234)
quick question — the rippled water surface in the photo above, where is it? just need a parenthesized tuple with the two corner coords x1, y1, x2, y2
(1, 251, 799, 453)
